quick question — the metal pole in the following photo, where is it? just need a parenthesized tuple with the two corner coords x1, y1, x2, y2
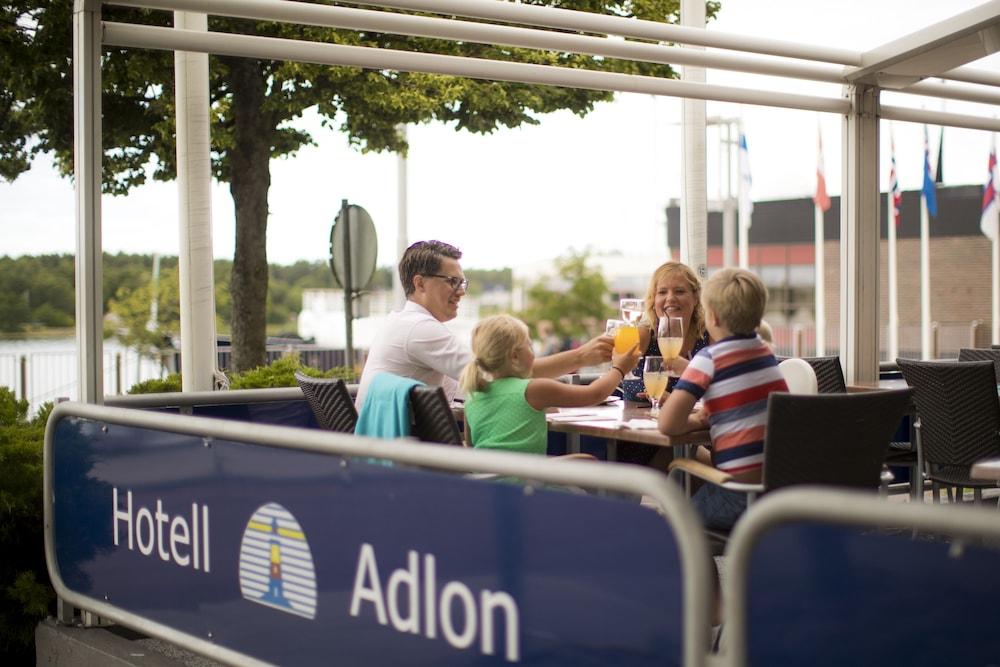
(395, 124, 408, 309)
(73, 0, 104, 404)
(19, 355, 27, 403)
(839, 84, 881, 384)
(681, 0, 707, 279)
(341, 199, 355, 373)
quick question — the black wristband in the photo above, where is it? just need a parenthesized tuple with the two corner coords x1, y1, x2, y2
(611, 366, 626, 379)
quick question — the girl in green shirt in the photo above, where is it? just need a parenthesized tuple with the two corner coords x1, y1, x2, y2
(461, 315, 641, 455)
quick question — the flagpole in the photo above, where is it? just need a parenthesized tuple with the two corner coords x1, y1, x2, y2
(993, 222, 999, 345)
(920, 195, 931, 359)
(887, 188, 899, 360)
(814, 203, 825, 355)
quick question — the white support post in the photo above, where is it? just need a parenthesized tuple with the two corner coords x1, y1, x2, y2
(681, 0, 707, 279)
(840, 84, 881, 385)
(814, 204, 826, 356)
(73, 0, 104, 404)
(887, 189, 899, 361)
(175, 10, 219, 391)
(994, 231, 1000, 345)
(920, 198, 932, 359)
(395, 124, 408, 309)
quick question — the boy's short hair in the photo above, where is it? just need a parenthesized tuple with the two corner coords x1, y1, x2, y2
(702, 268, 768, 335)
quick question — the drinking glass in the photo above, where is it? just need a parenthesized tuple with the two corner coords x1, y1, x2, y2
(609, 318, 640, 379)
(657, 316, 684, 375)
(619, 298, 645, 326)
(643, 356, 668, 416)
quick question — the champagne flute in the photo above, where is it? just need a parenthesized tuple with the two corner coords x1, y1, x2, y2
(657, 316, 684, 376)
(619, 298, 645, 326)
(643, 356, 668, 416)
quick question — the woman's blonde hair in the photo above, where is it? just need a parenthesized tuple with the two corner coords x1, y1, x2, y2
(459, 315, 532, 394)
(642, 261, 706, 352)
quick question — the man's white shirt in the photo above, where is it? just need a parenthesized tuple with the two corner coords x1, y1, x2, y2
(355, 300, 471, 408)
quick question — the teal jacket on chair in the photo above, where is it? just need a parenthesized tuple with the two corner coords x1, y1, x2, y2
(355, 372, 423, 438)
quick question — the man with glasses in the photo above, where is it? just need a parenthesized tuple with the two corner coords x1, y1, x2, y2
(356, 240, 613, 407)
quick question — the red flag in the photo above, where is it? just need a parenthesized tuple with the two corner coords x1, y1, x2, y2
(889, 134, 902, 227)
(814, 131, 832, 212)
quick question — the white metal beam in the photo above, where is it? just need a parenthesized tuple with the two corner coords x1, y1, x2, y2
(102, 23, 850, 115)
(840, 84, 881, 385)
(848, 0, 1000, 88)
(174, 11, 219, 392)
(73, 0, 104, 404)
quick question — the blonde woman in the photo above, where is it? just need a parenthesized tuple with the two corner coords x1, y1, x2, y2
(619, 261, 710, 468)
(461, 315, 641, 455)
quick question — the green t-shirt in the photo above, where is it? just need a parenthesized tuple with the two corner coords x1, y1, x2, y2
(465, 377, 548, 455)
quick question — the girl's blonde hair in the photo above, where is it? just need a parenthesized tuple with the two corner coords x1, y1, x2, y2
(643, 261, 706, 352)
(459, 315, 532, 394)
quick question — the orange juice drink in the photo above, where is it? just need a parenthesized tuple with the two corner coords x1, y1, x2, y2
(643, 371, 669, 404)
(658, 336, 683, 361)
(614, 324, 639, 354)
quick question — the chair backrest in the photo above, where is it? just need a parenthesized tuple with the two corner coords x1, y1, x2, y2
(958, 347, 1000, 383)
(294, 370, 357, 433)
(762, 389, 913, 492)
(897, 358, 1000, 466)
(800, 355, 847, 393)
(409, 385, 463, 445)
(778, 358, 818, 394)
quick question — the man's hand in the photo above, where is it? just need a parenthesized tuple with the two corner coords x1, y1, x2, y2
(577, 334, 614, 367)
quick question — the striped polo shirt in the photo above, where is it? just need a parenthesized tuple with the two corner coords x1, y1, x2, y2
(673, 334, 787, 476)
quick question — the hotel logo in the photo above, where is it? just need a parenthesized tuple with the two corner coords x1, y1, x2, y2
(238, 502, 317, 619)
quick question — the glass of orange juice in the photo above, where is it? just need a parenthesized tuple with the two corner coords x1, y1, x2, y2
(643, 356, 668, 415)
(657, 316, 684, 375)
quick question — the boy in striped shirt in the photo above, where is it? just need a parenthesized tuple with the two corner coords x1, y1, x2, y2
(658, 268, 787, 530)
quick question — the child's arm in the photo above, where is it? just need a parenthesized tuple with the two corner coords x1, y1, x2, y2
(525, 344, 642, 410)
(658, 386, 702, 435)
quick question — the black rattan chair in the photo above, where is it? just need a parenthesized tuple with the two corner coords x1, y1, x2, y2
(294, 371, 358, 433)
(800, 355, 847, 394)
(897, 359, 1000, 504)
(670, 389, 913, 544)
(958, 347, 1000, 382)
(409, 385, 463, 446)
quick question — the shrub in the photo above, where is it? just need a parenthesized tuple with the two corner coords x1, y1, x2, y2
(127, 354, 353, 394)
(0, 390, 54, 662)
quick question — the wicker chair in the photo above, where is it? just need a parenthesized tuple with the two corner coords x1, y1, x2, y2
(897, 359, 1000, 504)
(409, 385, 463, 446)
(800, 355, 847, 394)
(958, 347, 1000, 382)
(669, 389, 913, 543)
(294, 371, 357, 433)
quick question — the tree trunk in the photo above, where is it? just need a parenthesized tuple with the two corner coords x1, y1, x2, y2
(227, 59, 272, 372)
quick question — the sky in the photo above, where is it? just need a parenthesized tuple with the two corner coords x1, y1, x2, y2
(2, 0, 999, 270)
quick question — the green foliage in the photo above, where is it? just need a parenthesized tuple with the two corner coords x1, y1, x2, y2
(518, 250, 615, 340)
(128, 374, 183, 394)
(0, 390, 54, 661)
(228, 354, 353, 390)
(127, 356, 353, 393)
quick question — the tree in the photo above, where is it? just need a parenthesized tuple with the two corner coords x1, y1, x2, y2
(518, 249, 614, 342)
(2, 0, 714, 370)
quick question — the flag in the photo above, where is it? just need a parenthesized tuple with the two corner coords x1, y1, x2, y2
(935, 128, 944, 184)
(922, 125, 938, 217)
(889, 133, 902, 227)
(738, 132, 753, 228)
(983, 138, 999, 242)
(813, 130, 831, 212)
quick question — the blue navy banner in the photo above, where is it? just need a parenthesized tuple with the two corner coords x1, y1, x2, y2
(51, 417, 686, 665)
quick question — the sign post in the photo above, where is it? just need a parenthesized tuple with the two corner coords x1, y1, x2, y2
(329, 202, 377, 374)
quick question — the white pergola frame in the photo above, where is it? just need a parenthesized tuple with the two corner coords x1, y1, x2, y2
(73, 0, 1000, 400)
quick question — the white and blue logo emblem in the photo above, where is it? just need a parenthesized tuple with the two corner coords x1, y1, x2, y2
(238, 502, 317, 619)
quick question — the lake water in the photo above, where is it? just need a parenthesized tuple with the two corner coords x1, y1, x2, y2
(0, 338, 167, 416)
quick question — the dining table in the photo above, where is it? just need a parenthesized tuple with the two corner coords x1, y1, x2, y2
(544, 400, 711, 462)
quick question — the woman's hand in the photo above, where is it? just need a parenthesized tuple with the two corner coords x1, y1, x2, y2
(612, 342, 642, 375)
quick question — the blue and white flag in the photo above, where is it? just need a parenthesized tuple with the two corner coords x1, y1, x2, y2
(738, 133, 753, 229)
(922, 126, 938, 217)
